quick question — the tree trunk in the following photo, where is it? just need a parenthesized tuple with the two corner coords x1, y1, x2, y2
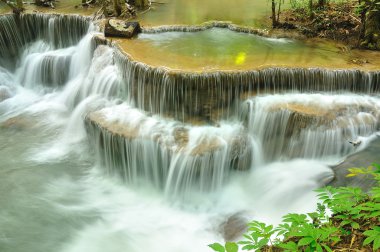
(361, 6, 380, 49)
(113, 0, 122, 16)
(16, 0, 22, 8)
(271, 0, 278, 28)
(277, 0, 281, 24)
(318, 0, 325, 7)
(308, 0, 314, 19)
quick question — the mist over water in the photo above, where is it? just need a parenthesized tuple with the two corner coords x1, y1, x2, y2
(0, 14, 379, 252)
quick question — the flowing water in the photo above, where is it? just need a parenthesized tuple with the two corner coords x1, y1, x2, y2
(0, 14, 379, 252)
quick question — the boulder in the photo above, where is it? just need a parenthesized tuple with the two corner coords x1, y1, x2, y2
(104, 19, 141, 38)
(220, 213, 249, 241)
(329, 136, 380, 191)
(35, 0, 55, 8)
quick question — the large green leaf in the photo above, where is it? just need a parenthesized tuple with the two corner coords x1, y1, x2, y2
(208, 243, 225, 252)
(225, 242, 238, 252)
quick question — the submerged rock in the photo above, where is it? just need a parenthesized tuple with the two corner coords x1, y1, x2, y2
(0, 116, 33, 130)
(104, 19, 141, 38)
(0, 86, 12, 102)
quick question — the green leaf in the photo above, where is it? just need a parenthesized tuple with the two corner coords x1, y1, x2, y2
(351, 222, 360, 229)
(374, 237, 380, 250)
(257, 238, 269, 247)
(208, 243, 225, 252)
(298, 237, 314, 246)
(277, 241, 297, 250)
(316, 243, 323, 252)
(241, 244, 256, 250)
(225, 242, 238, 252)
(363, 236, 375, 245)
(322, 244, 333, 252)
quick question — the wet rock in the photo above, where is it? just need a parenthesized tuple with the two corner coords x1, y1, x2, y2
(173, 127, 189, 148)
(220, 213, 248, 241)
(93, 35, 109, 47)
(330, 136, 380, 191)
(104, 19, 141, 38)
(35, 0, 55, 8)
(0, 86, 12, 102)
(1, 116, 32, 130)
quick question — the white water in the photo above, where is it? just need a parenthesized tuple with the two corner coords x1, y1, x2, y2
(0, 18, 379, 252)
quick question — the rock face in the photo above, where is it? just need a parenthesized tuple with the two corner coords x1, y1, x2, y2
(330, 136, 380, 191)
(104, 19, 141, 38)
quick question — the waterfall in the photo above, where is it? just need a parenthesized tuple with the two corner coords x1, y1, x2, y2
(115, 46, 380, 122)
(1, 13, 380, 198)
(0, 14, 122, 161)
(85, 104, 252, 197)
(0, 14, 91, 69)
(243, 94, 380, 162)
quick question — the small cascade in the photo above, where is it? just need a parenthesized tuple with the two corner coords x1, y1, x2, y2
(141, 21, 265, 36)
(115, 47, 380, 122)
(57, 44, 122, 110)
(0, 15, 122, 160)
(16, 42, 74, 87)
(243, 94, 380, 161)
(85, 104, 252, 196)
(0, 14, 91, 69)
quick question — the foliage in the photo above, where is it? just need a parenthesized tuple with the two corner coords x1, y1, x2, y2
(0, 0, 23, 14)
(209, 163, 380, 252)
(289, 0, 310, 11)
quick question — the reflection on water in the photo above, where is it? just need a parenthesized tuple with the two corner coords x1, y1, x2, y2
(118, 28, 380, 71)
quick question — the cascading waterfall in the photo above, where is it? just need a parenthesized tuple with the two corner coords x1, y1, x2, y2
(242, 94, 380, 162)
(1, 13, 380, 252)
(0, 14, 91, 69)
(115, 46, 380, 121)
(0, 14, 122, 159)
(85, 104, 252, 197)
(1, 13, 379, 199)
